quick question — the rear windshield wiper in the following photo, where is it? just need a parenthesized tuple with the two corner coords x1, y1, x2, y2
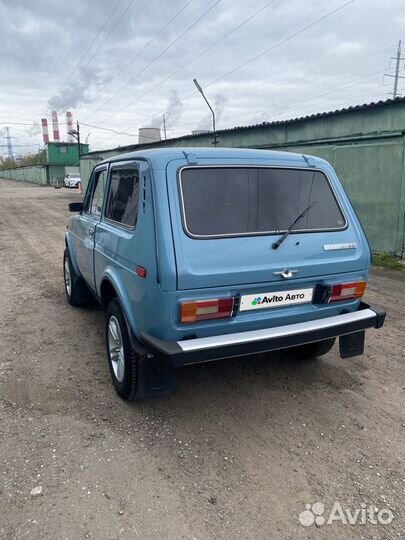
(272, 200, 317, 250)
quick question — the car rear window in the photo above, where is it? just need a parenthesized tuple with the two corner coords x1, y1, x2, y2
(180, 167, 346, 238)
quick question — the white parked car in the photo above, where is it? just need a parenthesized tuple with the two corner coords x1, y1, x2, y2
(64, 173, 81, 188)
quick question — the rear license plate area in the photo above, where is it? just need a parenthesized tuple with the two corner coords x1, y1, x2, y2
(240, 288, 313, 312)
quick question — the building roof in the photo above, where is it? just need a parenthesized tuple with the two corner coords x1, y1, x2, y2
(213, 96, 405, 133)
(47, 141, 88, 146)
(85, 97, 405, 157)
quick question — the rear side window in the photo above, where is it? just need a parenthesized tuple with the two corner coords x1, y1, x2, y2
(180, 167, 346, 238)
(105, 164, 139, 228)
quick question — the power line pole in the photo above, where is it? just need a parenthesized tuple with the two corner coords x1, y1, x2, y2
(68, 121, 81, 165)
(393, 40, 402, 98)
(76, 121, 81, 162)
(4, 127, 14, 160)
(163, 114, 167, 140)
(384, 40, 405, 98)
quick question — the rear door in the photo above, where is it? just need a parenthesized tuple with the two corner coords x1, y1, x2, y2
(166, 161, 369, 290)
(73, 165, 108, 290)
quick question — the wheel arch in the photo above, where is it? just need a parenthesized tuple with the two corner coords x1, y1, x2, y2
(100, 278, 118, 309)
(65, 232, 80, 276)
(99, 271, 140, 342)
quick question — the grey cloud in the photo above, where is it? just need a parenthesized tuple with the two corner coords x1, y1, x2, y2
(48, 66, 112, 112)
(165, 90, 184, 127)
(0, 0, 403, 154)
(147, 90, 184, 129)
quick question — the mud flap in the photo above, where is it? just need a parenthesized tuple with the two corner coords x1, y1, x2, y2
(125, 319, 176, 400)
(339, 330, 365, 359)
(136, 355, 177, 400)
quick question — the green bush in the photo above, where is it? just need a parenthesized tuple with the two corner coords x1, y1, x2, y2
(373, 253, 405, 272)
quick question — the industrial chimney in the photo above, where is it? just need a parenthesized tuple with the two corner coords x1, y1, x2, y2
(41, 118, 49, 144)
(66, 111, 74, 143)
(138, 127, 161, 145)
(51, 110, 60, 142)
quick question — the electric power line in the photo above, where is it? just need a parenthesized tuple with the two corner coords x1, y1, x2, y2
(60, 0, 124, 87)
(85, 0, 195, 111)
(70, 0, 136, 86)
(171, 64, 394, 130)
(269, 68, 389, 119)
(151, 72, 389, 131)
(88, 41, 396, 141)
(0, 122, 41, 126)
(97, 0, 277, 124)
(0, 144, 41, 148)
(80, 122, 138, 137)
(89, 64, 397, 145)
(84, 0, 222, 121)
(87, 78, 405, 147)
(269, 75, 394, 123)
(200, 0, 357, 95)
(0, 121, 75, 126)
(119, 0, 356, 133)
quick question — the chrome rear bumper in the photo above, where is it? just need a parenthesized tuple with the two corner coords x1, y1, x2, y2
(141, 302, 385, 367)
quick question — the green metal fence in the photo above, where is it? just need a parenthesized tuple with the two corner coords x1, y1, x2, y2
(0, 165, 48, 185)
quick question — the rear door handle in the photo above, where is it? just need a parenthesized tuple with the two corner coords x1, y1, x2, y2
(88, 228, 95, 238)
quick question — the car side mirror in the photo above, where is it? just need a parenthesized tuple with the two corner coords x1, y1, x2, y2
(69, 202, 83, 212)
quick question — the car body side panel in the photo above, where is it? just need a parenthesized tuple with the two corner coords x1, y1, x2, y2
(69, 165, 109, 291)
(93, 160, 161, 337)
(73, 213, 99, 290)
(149, 166, 178, 292)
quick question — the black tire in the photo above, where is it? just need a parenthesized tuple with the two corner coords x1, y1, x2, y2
(105, 298, 139, 401)
(63, 248, 91, 307)
(287, 338, 336, 360)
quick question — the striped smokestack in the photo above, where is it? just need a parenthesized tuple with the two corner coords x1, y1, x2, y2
(66, 111, 74, 143)
(51, 110, 60, 142)
(41, 118, 49, 144)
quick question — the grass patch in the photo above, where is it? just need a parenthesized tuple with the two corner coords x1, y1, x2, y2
(373, 253, 405, 273)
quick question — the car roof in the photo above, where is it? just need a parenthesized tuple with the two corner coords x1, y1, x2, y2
(99, 147, 325, 169)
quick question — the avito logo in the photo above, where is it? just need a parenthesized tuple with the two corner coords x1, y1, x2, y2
(298, 501, 394, 528)
(251, 292, 305, 306)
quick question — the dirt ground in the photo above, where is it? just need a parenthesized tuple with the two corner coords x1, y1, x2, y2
(0, 178, 403, 540)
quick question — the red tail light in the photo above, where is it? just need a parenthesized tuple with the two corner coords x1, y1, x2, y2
(180, 298, 234, 323)
(329, 281, 367, 302)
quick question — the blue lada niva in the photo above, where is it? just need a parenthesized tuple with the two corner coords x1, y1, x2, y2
(64, 148, 385, 400)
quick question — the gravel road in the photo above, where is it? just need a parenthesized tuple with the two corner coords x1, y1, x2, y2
(0, 179, 403, 540)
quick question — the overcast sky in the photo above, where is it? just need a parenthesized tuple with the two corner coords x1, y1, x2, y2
(0, 0, 403, 155)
